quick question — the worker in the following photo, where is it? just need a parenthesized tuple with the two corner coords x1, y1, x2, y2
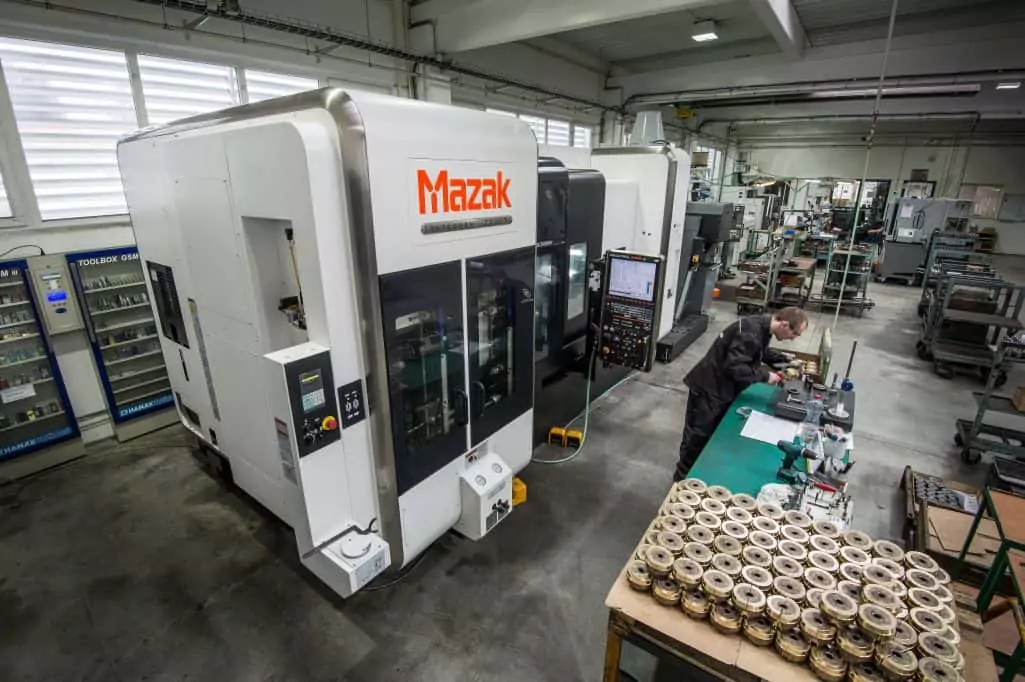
(674, 306, 809, 482)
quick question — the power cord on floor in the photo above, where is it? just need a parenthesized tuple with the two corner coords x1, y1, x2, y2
(362, 551, 429, 591)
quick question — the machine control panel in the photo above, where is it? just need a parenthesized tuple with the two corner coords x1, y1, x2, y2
(598, 251, 665, 372)
(285, 351, 341, 457)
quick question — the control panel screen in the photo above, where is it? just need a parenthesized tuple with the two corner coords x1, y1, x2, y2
(299, 369, 326, 413)
(608, 257, 657, 302)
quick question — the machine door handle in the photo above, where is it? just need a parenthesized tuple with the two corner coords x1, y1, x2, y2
(454, 389, 468, 427)
(472, 381, 487, 417)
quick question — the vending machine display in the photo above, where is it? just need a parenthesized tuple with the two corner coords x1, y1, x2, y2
(0, 259, 78, 461)
(66, 248, 174, 423)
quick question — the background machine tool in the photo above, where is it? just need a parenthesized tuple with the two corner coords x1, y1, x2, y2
(118, 89, 537, 598)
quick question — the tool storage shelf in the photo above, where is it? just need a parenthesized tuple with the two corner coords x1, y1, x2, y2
(735, 243, 783, 315)
(807, 247, 876, 317)
(954, 340, 1025, 464)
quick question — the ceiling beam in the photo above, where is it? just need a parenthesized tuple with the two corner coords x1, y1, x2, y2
(748, 0, 806, 58)
(410, 0, 722, 53)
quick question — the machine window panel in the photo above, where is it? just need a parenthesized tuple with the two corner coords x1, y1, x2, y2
(566, 242, 587, 320)
(534, 253, 555, 360)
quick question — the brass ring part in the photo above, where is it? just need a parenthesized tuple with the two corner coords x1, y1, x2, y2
(672, 557, 704, 588)
(809, 550, 840, 574)
(767, 593, 802, 628)
(652, 576, 682, 606)
(934, 604, 955, 626)
(806, 587, 824, 609)
(702, 568, 735, 601)
(694, 511, 722, 532)
(842, 530, 874, 551)
(932, 567, 951, 586)
(684, 541, 713, 566)
(931, 584, 953, 605)
(838, 580, 862, 601)
(721, 520, 749, 542)
(888, 580, 908, 600)
(741, 564, 774, 590)
(742, 544, 773, 569)
(873, 540, 905, 563)
(801, 608, 838, 646)
(657, 530, 686, 557)
(780, 524, 809, 545)
(676, 489, 702, 507)
(725, 506, 752, 526)
(876, 640, 918, 679)
(700, 497, 727, 517)
(849, 662, 887, 682)
(686, 524, 716, 546)
(917, 656, 959, 682)
(776, 629, 811, 664)
(904, 550, 939, 573)
(749, 530, 778, 552)
(681, 586, 712, 619)
(840, 545, 872, 566)
(731, 492, 757, 511)
(874, 557, 906, 581)
(937, 625, 960, 648)
(732, 582, 767, 616)
(812, 519, 841, 539)
(893, 620, 919, 651)
(862, 583, 899, 612)
(658, 515, 687, 535)
(753, 516, 782, 536)
(861, 563, 896, 586)
(634, 543, 653, 562)
(909, 608, 945, 635)
(805, 566, 837, 591)
(644, 545, 674, 577)
(742, 613, 775, 647)
(908, 587, 941, 611)
(917, 632, 958, 666)
(711, 552, 743, 578)
(773, 575, 807, 603)
(839, 562, 864, 584)
(757, 502, 785, 522)
(626, 560, 653, 591)
(906, 568, 939, 592)
(810, 534, 841, 556)
(644, 528, 661, 546)
(706, 484, 732, 502)
(682, 478, 707, 496)
(710, 600, 743, 634)
(778, 539, 809, 562)
(859, 603, 898, 639)
(668, 502, 696, 522)
(838, 625, 875, 664)
(809, 644, 848, 682)
(820, 590, 859, 625)
(713, 534, 743, 557)
(772, 555, 804, 580)
(782, 509, 812, 528)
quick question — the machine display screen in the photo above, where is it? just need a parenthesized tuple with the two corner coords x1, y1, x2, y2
(299, 369, 326, 413)
(608, 257, 657, 302)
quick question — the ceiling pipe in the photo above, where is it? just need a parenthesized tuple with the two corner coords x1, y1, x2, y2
(697, 112, 991, 130)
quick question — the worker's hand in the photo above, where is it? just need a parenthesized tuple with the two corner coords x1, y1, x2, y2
(768, 372, 783, 385)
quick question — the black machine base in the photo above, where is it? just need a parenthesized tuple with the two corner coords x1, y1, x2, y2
(656, 314, 709, 363)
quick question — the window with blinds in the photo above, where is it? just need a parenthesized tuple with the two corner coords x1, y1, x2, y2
(0, 38, 138, 220)
(546, 119, 571, 146)
(245, 70, 319, 103)
(138, 55, 239, 126)
(573, 125, 592, 148)
(519, 115, 546, 143)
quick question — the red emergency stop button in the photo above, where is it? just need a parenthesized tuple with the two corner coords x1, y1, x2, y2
(321, 415, 338, 432)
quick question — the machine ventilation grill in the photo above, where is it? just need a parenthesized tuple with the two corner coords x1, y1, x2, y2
(146, 261, 189, 348)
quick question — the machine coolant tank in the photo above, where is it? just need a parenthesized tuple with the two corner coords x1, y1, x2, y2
(454, 451, 514, 540)
(307, 531, 390, 596)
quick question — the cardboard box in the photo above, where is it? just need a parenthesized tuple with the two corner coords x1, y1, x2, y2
(1013, 386, 1025, 412)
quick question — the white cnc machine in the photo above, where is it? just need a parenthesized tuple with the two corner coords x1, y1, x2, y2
(118, 89, 537, 597)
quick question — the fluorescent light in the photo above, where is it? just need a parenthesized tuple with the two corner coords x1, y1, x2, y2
(997, 82, 1021, 90)
(691, 20, 718, 42)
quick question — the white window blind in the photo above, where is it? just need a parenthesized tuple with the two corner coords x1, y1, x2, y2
(546, 119, 570, 146)
(245, 70, 319, 103)
(573, 125, 592, 148)
(0, 38, 138, 220)
(519, 115, 546, 143)
(486, 108, 516, 117)
(138, 55, 239, 126)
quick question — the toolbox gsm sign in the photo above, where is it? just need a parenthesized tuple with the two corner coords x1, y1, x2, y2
(77, 253, 139, 267)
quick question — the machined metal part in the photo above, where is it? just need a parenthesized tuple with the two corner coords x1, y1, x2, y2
(635, 544, 653, 561)
(644, 528, 661, 546)
(931, 584, 953, 605)
(805, 566, 837, 591)
(909, 608, 945, 635)
(713, 534, 743, 557)
(784, 509, 813, 529)
(840, 562, 864, 583)
(862, 583, 900, 613)
(644, 545, 674, 577)
(934, 604, 956, 626)
(684, 541, 713, 566)
(668, 502, 697, 522)
(908, 587, 941, 611)
(779, 539, 809, 562)
(806, 587, 824, 609)
(731, 492, 758, 511)
(893, 621, 919, 651)
(932, 567, 951, 586)
(627, 560, 653, 591)
(733, 582, 767, 616)
(810, 534, 841, 556)
(917, 633, 958, 666)
(876, 640, 918, 680)
(838, 580, 862, 601)
(888, 580, 908, 601)
(702, 568, 735, 601)
(757, 502, 785, 522)
(681, 586, 712, 619)
(773, 575, 807, 603)
(658, 515, 687, 535)
(859, 603, 898, 639)
(810, 644, 848, 682)
(904, 551, 939, 574)
(652, 576, 682, 606)
(953, 651, 965, 674)
(862, 563, 896, 586)
(842, 530, 874, 551)
(767, 594, 803, 630)
(710, 600, 743, 634)
(706, 485, 732, 503)
(776, 628, 812, 663)
(838, 626, 875, 664)
(676, 489, 702, 507)
(753, 516, 782, 536)
(694, 511, 722, 532)
(917, 656, 959, 682)
(813, 519, 841, 539)
(700, 497, 727, 517)
(743, 613, 775, 647)
(820, 590, 859, 626)
(687, 524, 716, 546)
(906, 569, 939, 592)
(726, 506, 753, 526)
(841, 546, 872, 566)
(873, 540, 905, 563)
(743, 544, 773, 569)
(721, 520, 749, 542)
(772, 556, 804, 582)
(711, 552, 743, 579)
(849, 662, 887, 682)
(742, 564, 774, 590)
(749, 530, 778, 552)
(682, 478, 707, 496)
(937, 625, 960, 648)
(809, 550, 840, 574)
(657, 530, 686, 556)
(673, 557, 704, 588)
(780, 524, 810, 545)
(874, 557, 906, 581)
(801, 608, 838, 646)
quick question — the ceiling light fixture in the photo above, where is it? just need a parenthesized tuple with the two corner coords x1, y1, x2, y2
(691, 20, 719, 42)
(997, 82, 1021, 90)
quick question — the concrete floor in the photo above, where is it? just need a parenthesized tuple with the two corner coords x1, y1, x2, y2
(0, 272, 1014, 681)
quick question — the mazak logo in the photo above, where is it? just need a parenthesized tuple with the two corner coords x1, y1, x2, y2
(417, 170, 511, 215)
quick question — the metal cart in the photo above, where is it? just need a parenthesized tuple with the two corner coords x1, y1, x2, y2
(955, 337, 1025, 464)
(807, 246, 876, 317)
(917, 231, 992, 317)
(735, 243, 783, 314)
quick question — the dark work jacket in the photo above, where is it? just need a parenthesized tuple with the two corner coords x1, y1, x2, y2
(684, 315, 787, 403)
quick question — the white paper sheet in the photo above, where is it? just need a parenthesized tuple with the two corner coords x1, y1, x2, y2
(899, 203, 914, 219)
(740, 410, 799, 445)
(0, 383, 35, 404)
